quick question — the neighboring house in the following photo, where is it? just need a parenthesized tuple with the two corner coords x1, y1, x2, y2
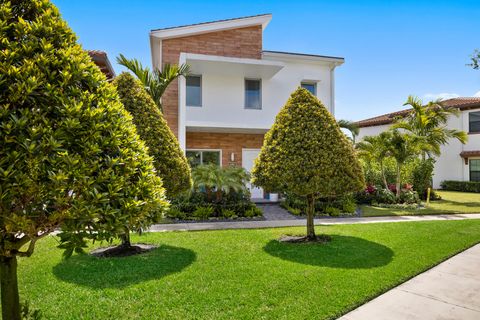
(149, 14, 344, 198)
(88, 50, 116, 80)
(356, 97, 480, 188)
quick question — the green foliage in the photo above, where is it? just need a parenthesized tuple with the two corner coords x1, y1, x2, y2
(282, 193, 357, 216)
(470, 49, 480, 70)
(170, 189, 258, 219)
(0, 0, 167, 318)
(252, 88, 364, 197)
(325, 206, 341, 217)
(221, 209, 237, 219)
(337, 119, 359, 142)
(193, 206, 214, 220)
(192, 164, 249, 202)
(117, 54, 190, 112)
(20, 301, 42, 320)
(441, 180, 480, 193)
(114, 73, 192, 198)
(412, 159, 436, 199)
(0, 0, 167, 254)
(392, 95, 467, 158)
(244, 207, 263, 218)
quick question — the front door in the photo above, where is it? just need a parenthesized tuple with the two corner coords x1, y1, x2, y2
(242, 149, 264, 199)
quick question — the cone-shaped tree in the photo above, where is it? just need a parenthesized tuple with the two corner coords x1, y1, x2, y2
(0, 1, 167, 319)
(252, 88, 364, 240)
(114, 72, 192, 199)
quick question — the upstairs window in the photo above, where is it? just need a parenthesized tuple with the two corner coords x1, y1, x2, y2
(470, 159, 480, 182)
(301, 82, 317, 96)
(186, 75, 202, 107)
(469, 111, 480, 133)
(245, 79, 262, 109)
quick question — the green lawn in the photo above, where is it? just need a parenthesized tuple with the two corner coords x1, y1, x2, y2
(14, 220, 480, 319)
(361, 190, 480, 217)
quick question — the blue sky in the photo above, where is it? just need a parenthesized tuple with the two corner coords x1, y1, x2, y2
(52, 0, 480, 121)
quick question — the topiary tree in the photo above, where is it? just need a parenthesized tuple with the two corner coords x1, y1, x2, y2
(252, 88, 364, 240)
(114, 72, 192, 199)
(0, 1, 167, 319)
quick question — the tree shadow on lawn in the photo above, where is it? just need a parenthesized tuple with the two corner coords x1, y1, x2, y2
(53, 244, 196, 289)
(263, 235, 393, 269)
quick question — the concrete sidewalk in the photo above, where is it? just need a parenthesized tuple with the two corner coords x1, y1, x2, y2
(149, 213, 480, 232)
(339, 244, 480, 320)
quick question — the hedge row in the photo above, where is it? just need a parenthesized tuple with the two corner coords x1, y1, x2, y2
(440, 180, 480, 193)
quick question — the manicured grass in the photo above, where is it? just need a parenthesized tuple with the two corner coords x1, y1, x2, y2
(13, 220, 480, 319)
(361, 190, 480, 217)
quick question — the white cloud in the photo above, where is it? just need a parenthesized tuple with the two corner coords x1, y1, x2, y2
(474, 91, 480, 97)
(423, 93, 460, 100)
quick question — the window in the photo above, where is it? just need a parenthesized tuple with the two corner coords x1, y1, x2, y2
(186, 75, 202, 106)
(245, 79, 261, 109)
(301, 82, 316, 96)
(469, 111, 480, 133)
(470, 159, 480, 182)
(186, 150, 221, 167)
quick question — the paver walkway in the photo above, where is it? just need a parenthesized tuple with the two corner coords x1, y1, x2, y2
(149, 212, 480, 232)
(339, 243, 480, 320)
(257, 204, 299, 220)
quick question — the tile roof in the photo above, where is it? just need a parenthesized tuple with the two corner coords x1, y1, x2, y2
(87, 50, 115, 80)
(355, 97, 480, 128)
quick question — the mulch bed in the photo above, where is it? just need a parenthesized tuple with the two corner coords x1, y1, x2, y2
(90, 243, 157, 258)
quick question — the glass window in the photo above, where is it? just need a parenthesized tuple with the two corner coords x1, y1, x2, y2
(245, 79, 261, 109)
(469, 111, 480, 133)
(301, 82, 316, 96)
(470, 159, 480, 182)
(186, 150, 220, 167)
(186, 75, 202, 107)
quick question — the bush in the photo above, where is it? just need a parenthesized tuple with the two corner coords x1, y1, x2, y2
(165, 208, 187, 220)
(193, 206, 215, 220)
(244, 207, 263, 218)
(170, 189, 260, 220)
(252, 87, 364, 238)
(399, 190, 420, 204)
(325, 207, 341, 216)
(221, 209, 237, 219)
(441, 180, 480, 193)
(282, 193, 357, 216)
(114, 73, 192, 198)
(412, 159, 435, 199)
(373, 188, 397, 205)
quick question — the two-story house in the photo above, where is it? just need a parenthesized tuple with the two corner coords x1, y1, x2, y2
(149, 14, 344, 198)
(356, 97, 480, 188)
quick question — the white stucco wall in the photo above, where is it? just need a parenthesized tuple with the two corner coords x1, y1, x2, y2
(357, 110, 480, 188)
(184, 58, 334, 130)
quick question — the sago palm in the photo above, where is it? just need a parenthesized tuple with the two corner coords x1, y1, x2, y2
(392, 95, 467, 159)
(117, 54, 190, 112)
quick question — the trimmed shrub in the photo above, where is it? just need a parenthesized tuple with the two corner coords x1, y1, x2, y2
(114, 73, 192, 198)
(0, 0, 167, 317)
(441, 180, 480, 193)
(252, 88, 364, 238)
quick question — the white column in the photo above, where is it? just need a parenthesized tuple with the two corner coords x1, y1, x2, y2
(178, 53, 187, 152)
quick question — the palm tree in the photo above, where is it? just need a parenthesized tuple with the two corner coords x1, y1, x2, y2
(384, 130, 426, 197)
(117, 54, 190, 112)
(355, 131, 392, 189)
(191, 164, 250, 202)
(392, 95, 468, 159)
(338, 119, 359, 143)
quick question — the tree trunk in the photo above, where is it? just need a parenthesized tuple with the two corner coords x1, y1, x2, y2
(380, 161, 388, 189)
(306, 195, 316, 240)
(1, 256, 21, 320)
(396, 164, 402, 198)
(121, 231, 131, 248)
